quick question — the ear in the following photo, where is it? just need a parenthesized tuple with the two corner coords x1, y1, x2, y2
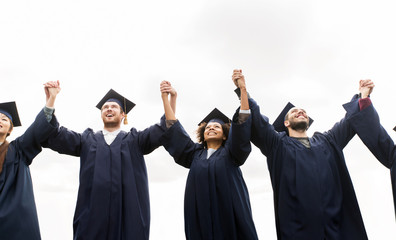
(284, 120, 290, 128)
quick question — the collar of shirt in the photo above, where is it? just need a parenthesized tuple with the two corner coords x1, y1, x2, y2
(207, 148, 217, 159)
(103, 129, 121, 136)
(102, 129, 122, 145)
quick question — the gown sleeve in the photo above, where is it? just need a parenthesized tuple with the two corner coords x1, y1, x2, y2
(249, 98, 280, 157)
(345, 96, 396, 217)
(345, 100, 395, 169)
(228, 108, 252, 166)
(160, 120, 202, 168)
(44, 124, 83, 157)
(14, 108, 59, 164)
(323, 96, 359, 149)
(137, 115, 167, 155)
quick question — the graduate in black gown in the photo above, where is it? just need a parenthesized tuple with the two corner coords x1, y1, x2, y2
(44, 88, 166, 240)
(159, 79, 258, 240)
(0, 81, 60, 240)
(344, 79, 396, 217)
(232, 70, 368, 240)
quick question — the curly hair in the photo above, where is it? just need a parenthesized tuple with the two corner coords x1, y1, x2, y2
(196, 122, 231, 148)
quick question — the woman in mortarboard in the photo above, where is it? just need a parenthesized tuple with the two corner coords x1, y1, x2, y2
(159, 77, 258, 240)
(0, 81, 60, 240)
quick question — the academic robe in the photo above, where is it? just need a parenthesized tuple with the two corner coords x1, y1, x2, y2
(344, 97, 396, 217)
(249, 98, 367, 240)
(159, 114, 258, 240)
(44, 116, 166, 240)
(0, 110, 58, 240)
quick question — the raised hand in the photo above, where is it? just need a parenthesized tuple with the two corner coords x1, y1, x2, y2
(44, 80, 61, 108)
(232, 69, 246, 89)
(160, 80, 177, 115)
(359, 79, 374, 98)
(160, 80, 177, 97)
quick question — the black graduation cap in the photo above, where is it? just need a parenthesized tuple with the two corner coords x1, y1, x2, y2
(96, 89, 136, 124)
(272, 102, 314, 132)
(393, 126, 396, 132)
(198, 108, 231, 126)
(0, 101, 21, 127)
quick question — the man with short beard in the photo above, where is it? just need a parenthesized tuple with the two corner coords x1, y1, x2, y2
(232, 69, 370, 240)
(44, 88, 169, 240)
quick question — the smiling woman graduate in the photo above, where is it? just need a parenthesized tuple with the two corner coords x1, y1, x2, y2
(0, 82, 60, 240)
(159, 78, 258, 240)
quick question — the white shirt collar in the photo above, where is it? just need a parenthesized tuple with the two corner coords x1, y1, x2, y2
(207, 148, 217, 159)
(103, 129, 121, 135)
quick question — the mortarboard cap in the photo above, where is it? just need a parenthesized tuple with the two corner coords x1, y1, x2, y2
(272, 102, 313, 132)
(0, 101, 21, 127)
(198, 108, 231, 126)
(96, 89, 136, 124)
(393, 126, 396, 132)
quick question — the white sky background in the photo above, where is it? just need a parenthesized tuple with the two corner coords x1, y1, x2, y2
(1, 0, 396, 239)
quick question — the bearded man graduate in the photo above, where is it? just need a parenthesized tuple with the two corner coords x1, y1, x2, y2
(44, 88, 167, 240)
(232, 69, 368, 240)
(0, 81, 60, 240)
(344, 79, 396, 218)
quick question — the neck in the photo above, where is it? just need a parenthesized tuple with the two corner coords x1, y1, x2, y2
(103, 124, 121, 132)
(288, 128, 308, 138)
(0, 134, 6, 143)
(206, 140, 223, 150)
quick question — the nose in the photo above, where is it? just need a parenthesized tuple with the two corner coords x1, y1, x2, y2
(297, 109, 305, 115)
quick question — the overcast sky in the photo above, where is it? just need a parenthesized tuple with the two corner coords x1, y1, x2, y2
(1, 0, 396, 239)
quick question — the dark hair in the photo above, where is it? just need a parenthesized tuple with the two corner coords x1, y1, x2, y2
(196, 122, 231, 148)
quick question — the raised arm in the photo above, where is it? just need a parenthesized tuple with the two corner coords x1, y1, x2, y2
(327, 80, 375, 149)
(160, 80, 177, 121)
(227, 69, 252, 165)
(159, 81, 199, 168)
(16, 81, 61, 163)
(232, 69, 249, 111)
(232, 70, 280, 158)
(345, 80, 395, 168)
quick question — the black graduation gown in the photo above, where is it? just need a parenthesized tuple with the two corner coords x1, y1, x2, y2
(159, 115, 258, 240)
(44, 116, 166, 240)
(0, 110, 58, 240)
(344, 97, 396, 217)
(249, 98, 367, 240)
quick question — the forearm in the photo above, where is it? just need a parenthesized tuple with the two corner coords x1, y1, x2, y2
(46, 95, 56, 108)
(170, 93, 177, 114)
(240, 86, 249, 111)
(162, 95, 176, 121)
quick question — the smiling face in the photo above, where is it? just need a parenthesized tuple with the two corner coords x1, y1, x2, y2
(0, 113, 13, 139)
(101, 101, 125, 128)
(203, 122, 226, 143)
(284, 107, 309, 131)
